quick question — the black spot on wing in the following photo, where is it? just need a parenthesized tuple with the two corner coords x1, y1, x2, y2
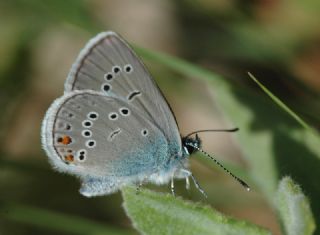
(128, 91, 141, 101)
(108, 128, 121, 141)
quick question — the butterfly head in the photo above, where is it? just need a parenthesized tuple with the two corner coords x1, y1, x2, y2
(182, 134, 202, 156)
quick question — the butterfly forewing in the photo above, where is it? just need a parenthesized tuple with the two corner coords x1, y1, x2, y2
(42, 90, 169, 179)
(64, 32, 181, 155)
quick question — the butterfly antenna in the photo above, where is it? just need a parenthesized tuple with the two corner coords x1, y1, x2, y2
(185, 128, 239, 139)
(188, 144, 250, 191)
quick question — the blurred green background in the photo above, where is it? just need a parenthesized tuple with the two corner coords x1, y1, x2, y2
(0, 0, 319, 234)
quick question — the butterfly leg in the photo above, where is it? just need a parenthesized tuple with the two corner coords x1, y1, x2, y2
(185, 176, 190, 190)
(136, 176, 149, 194)
(178, 169, 191, 190)
(180, 169, 207, 198)
(190, 174, 207, 198)
(136, 181, 143, 194)
(170, 177, 175, 197)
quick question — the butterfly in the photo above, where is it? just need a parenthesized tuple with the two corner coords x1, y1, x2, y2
(41, 31, 249, 197)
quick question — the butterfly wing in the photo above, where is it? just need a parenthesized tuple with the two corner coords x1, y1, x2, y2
(42, 90, 171, 196)
(64, 32, 181, 156)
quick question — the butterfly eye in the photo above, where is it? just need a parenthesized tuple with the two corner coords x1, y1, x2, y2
(82, 120, 93, 128)
(119, 107, 130, 116)
(77, 149, 87, 162)
(124, 64, 133, 73)
(87, 111, 99, 120)
(82, 130, 92, 138)
(86, 140, 96, 148)
(104, 73, 113, 81)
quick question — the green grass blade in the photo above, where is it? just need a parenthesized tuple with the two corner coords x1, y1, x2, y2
(248, 72, 315, 134)
(276, 177, 316, 235)
(0, 201, 132, 235)
(122, 187, 271, 235)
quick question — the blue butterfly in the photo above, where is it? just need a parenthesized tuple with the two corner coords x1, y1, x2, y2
(41, 32, 249, 197)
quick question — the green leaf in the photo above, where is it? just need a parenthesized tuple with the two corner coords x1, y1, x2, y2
(248, 72, 316, 134)
(0, 201, 132, 235)
(276, 176, 316, 235)
(122, 187, 271, 235)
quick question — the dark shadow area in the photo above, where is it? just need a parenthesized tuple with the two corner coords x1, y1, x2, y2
(232, 86, 320, 234)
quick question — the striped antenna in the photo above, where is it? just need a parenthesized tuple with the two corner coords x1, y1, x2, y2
(187, 143, 250, 191)
(185, 128, 239, 139)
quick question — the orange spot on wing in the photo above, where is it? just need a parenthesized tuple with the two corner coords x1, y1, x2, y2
(58, 135, 72, 145)
(64, 154, 74, 162)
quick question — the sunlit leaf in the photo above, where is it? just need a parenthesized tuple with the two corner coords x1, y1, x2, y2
(122, 187, 271, 235)
(276, 177, 316, 235)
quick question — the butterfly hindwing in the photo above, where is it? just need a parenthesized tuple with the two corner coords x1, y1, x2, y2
(42, 90, 170, 182)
